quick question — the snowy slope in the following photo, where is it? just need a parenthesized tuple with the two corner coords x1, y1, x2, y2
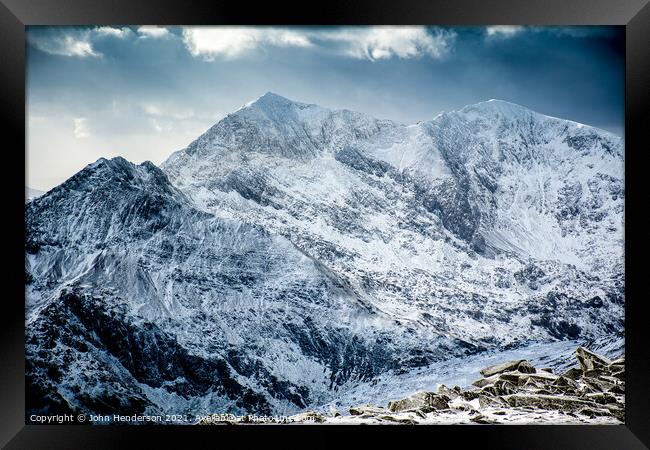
(25, 94, 624, 418)
(25, 187, 45, 202)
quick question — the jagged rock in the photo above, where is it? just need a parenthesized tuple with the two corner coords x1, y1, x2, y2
(562, 367, 583, 380)
(533, 389, 553, 396)
(608, 384, 625, 394)
(479, 394, 507, 408)
(608, 364, 624, 373)
(585, 393, 618, 405)
(582, 377, 615, 393)
(472, 375, 498, 388)
(578, 407, 614, 418)
(437, 384, 460, 400)
(481, 386, 502, 396)
(461, 390, 481, 401)
(400, 408, 427, 419)
(498, 372, 524, 383)
(603, 404, 625, 421)
(387, 392, 449, 413)
(480, 359, 536, 377)
(610, 357, 625, 366)
(452, 402, 475, 411)
(584, 368, 607, 378)
(540, 368, 554, 373)
(553, 376, 579, 389)
(521, 378, 545, 390)
(471, 413, 498, 424)
(611, 370, 625, 381)
(494, 379, 517, 395)
(349, 405, 386, 416)
(516, 372, 558, 386)
(378, 416, 418, 425)
(503, 394, 594, 412)
(517, 361, 537, 374)
(576, 347, 612, 372)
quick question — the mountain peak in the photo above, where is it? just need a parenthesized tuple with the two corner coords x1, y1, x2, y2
(259, 91, 288, 102)
(242, 91, 309, 112)
(458, 99, 535, 118)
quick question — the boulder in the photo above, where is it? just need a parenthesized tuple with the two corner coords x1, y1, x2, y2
(603, 404, 625, 422)
(437, 384, 460, 400)
(498, 372, 524, 383)
(472, 375, 498, 388)
(461, 390, 481, 401)
(349, 405, 386, 416)
(585, 392, 618, 405)
(608, 364, 624, 373)
(481, 386, 502, 396)
(608, 384, 625, 395)
(451, 402, 475, 412)
(576, 347, 612, 372)
(611, 370, 625, 382)
(521, 378, 546, 390)
(584, 368, 607, 379)
(494, 379, 517, 395)
(578, 407, 614, 418)
(387, 392, 449, 413)
(479, 394, 507, 408)
(378, 415, 418, 425)
(610, 356, 625, 366)
(480, 359, 536, 377)
(516, 371, 558, 386)
(517, 361, 537, 374)
(503, 394, 593, 412)
(470, 413, 498, 424)
(553, 376, 579, 389)
(582, 377, 615, 393)
(562, 367, 583, 380)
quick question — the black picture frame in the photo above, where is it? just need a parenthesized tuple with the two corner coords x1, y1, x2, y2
(2, 1, 648, 448)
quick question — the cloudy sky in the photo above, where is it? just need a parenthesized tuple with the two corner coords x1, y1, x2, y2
(26, 25, 624, 191)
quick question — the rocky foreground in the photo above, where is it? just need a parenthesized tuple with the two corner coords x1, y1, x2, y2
(198, 346, 624, 425)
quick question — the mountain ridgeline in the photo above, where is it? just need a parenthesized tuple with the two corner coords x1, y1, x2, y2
(25, 93, 624, 419)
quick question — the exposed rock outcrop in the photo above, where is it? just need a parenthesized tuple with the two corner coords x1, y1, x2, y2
(283, 346, 625, 425)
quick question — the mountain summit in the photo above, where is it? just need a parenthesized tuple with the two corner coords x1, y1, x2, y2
(26, 95, 624, 418)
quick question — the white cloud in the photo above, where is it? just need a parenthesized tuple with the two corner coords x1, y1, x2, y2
(181, 26, 453, 61)
(28, 27, 131, 58)
(181, 27, 312, 60)
(95, 26, 132, 39)
(317, 26, 455, 60)
(73, 118, 90, 138)
(485, 26, 524, 38)
(29, 31, 100, 58)
(137, 26, 171, 39)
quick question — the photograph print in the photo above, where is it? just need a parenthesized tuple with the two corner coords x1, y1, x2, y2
(25, 25, 625, 425)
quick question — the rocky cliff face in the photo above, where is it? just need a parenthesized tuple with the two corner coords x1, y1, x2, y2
(25, 93, 624, 420)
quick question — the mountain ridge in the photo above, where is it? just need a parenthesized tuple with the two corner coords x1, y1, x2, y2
(25, 94, 624, 419)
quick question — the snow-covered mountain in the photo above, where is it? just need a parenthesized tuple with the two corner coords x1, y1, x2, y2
(25, 187, 45, 202)
(25, 93, 624, 419)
